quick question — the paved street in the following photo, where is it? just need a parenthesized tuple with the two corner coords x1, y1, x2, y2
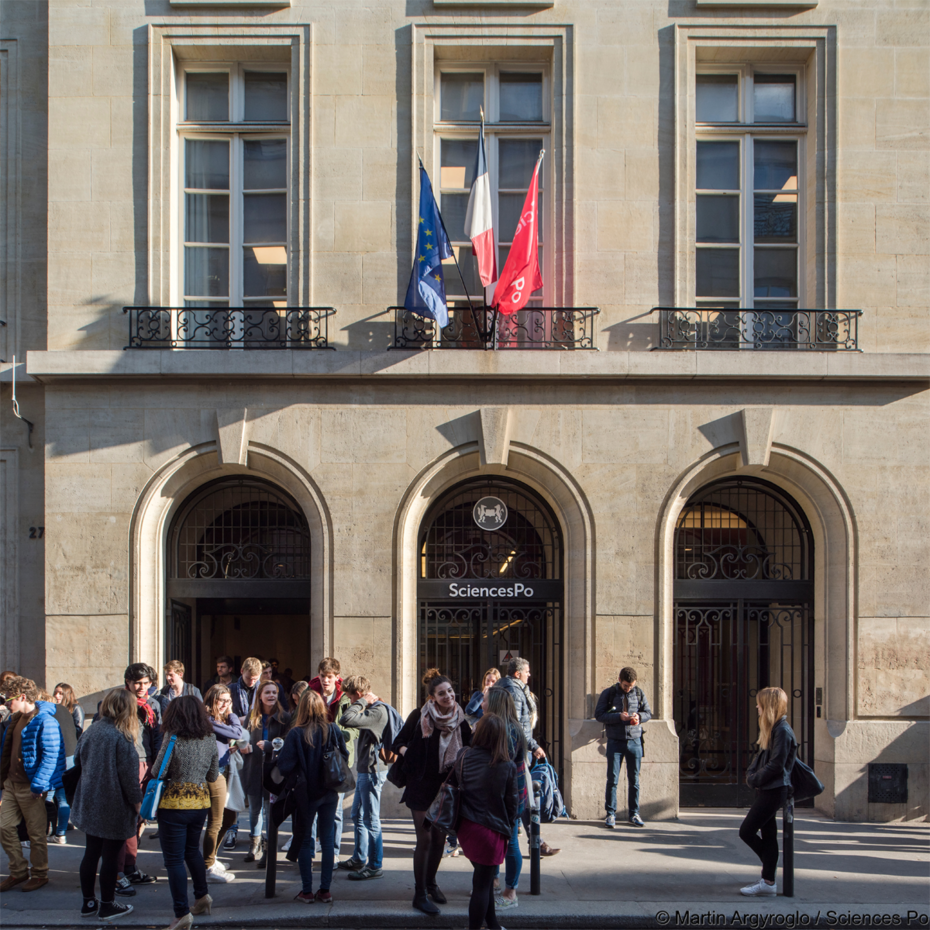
(2, 811, 928, 928)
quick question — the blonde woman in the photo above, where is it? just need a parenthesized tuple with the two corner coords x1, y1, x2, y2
(464, 667, 501, 724)
(739, 687, 798, 896)
(71, 689, 143, 922)
(276, 689, 348, 904)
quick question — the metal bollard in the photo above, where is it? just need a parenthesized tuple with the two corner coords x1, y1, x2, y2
(530, 779, 542, 896)
(782, 795, 794, 898)
(264, 738, 285, 899)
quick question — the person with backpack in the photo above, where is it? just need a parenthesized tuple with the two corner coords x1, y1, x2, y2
(594, 666, 652, 828)
(337, 675, 396, 880)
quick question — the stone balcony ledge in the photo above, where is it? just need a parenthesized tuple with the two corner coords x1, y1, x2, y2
(20, 349, 930, 383)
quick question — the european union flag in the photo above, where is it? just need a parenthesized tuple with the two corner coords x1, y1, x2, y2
(404, 164, 453, 329)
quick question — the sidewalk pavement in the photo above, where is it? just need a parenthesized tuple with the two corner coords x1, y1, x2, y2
(2, 811, 928, 928)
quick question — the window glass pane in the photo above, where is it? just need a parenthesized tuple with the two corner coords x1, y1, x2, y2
(754, 193, 797, 243)
(697, 195, 739, 243)
(499, 192, 542, 243)
(440, 140, 477, 190)
(244, 71, 288, 121)
(696, 248, 740, 297)
(499, 139, 544, 189)
(185, 194, 229, 243)
(753, 248, 797, 297)
(185, 140, 229, 190)
(186, 73, 228, 121)
(243, 248, 287, 297)
(184, 247, 229, 297)
(441, 72, 484, 121)
(440, 193, 470, 243)
(696, 74, 738, 122)
(244, 140, 287, 190)
(443, 247, 483, 296)
(696, 141, 739, 190)
(243, 193, 287, 242)
(500, 72, 543, 122)
(753, 74, 795, 122)
(183, 300, 228, 309)
(754, 140, 797, 190)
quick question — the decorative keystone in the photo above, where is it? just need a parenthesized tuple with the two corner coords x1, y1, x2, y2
(215, 408, 249, 465)
(739, 407, 776, 468)
(479, 406, 514, 467)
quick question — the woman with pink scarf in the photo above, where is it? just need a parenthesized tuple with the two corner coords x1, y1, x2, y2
(392, 668, 472, 916)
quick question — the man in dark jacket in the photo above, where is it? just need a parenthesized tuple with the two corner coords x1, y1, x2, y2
(157, 659, 203, 712)
(228, 657, 263, 720)
(594, 666, 652, 828)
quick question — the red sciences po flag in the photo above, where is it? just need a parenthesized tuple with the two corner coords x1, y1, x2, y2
(492, 151, 543, 316)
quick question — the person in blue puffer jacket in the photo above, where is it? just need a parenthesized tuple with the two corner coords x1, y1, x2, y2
(0, 676, 66, 893)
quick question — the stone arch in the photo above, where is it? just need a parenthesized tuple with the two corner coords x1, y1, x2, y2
(655, 442, 857, 815)
(128, 441, 333, 675)
(392, 440, 595, 809)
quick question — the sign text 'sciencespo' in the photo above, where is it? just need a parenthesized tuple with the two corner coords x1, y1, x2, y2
(447, 582, 535, 598)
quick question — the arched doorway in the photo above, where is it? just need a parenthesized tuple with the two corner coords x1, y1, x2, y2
(417, 477, 564, 768)
(673, 477, 814, 807)
(166, 476, 313, 687)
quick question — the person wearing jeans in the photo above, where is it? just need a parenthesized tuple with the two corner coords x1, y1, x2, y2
(337, 676, 389, 880)
(158, 809, 211, 921)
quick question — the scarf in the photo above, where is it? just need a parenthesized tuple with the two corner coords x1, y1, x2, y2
(420, 700, 465, 773)
(132, 692, 155, 728)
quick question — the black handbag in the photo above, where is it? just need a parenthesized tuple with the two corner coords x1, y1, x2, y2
(62, 759, 82, 806)
(322, 724, 355, 793)
(386, 752, 407, 789)
(791, 758, 824, 802)
(425, 749, 467, 835)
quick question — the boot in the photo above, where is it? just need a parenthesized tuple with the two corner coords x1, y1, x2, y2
(256, 840, 268, 870)
(412, 887, 440, 915)
(244, 837, 262, 863)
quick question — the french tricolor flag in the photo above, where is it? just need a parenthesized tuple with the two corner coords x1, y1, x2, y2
(464, 115, 497, 289)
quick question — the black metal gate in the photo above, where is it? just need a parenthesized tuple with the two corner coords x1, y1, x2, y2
(673, 478, 814, 807)
(417, 479, 563, 770)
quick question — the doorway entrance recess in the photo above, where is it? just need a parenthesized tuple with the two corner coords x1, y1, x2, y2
(417, 478, 564, 770)
(673, 477, 815, 807)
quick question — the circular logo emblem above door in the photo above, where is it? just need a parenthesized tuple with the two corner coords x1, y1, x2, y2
(473, 497, 508, 531)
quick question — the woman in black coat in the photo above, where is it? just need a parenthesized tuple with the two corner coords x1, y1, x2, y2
(392, 668, 471, 915)
(739, 686, 798, 897)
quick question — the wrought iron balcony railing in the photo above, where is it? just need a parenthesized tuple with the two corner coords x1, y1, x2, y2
(654, 308, 861, 351)
(391, 306, 600, 350)
(124, 306, 336, 349)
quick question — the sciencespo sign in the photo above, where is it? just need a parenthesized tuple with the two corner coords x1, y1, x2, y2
(419, 579, 563, 600)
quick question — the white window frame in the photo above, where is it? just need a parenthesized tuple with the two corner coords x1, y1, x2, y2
(694, 64, 806, 336)
(433, 62, 552, 309)
(175, 63, 291, 311)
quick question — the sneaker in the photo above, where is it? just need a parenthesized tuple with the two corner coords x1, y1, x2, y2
(126, 870, 157, 884)
(347, 867, 383, 881)
(442, 839, 457, 857)
(282, 836, 292, 852)
(336, 856, 364, 871)
(605, 814, 616, 829)
(98, 901, 134, 922)
(20, 840, 30, 849)
(52, 834, 67, 845)
(81, 898, 99, 918)
(741, 878, 777, 897)
(495, 893, 519, 910)
(314, 890, 333, 904)
(294, 891, 315, 903)
(206, 864, 236, 883)
(114, 877, 136, 898)
(223, 828, 238, 850)
(630, 813, 645, 827)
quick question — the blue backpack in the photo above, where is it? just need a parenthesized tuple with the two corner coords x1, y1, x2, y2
(374, 701, 405, 764)
(531, 759, 567, 823)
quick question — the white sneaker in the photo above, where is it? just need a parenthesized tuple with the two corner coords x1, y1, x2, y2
(282, 836, 292, 852)
(206, 864, 235, 883)
(740, 878, 777, 896)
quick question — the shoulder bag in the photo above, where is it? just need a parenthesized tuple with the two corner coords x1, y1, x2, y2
(322, 724, 356, 793)
(387, 751, 407, 789)
(140, 735, 177, 820)
(791, 758, 824, 802)
(425, 748, 467, 835)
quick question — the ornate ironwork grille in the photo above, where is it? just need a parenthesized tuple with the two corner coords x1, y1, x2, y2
(168, 478, 312, 600)
(673, 478, 814, 807)
(418, 479, 563, 774)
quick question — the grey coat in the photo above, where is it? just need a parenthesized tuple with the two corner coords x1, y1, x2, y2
(71, 718, 143, 841)
(494, 676, 540, 753)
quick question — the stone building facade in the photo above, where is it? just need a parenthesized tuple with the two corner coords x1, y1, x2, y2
(1, 0, 927, 822)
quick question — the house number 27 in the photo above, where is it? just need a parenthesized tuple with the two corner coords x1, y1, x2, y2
(28, 526, 45, 539)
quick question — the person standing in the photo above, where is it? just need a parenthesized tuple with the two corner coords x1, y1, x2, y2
(493, 657, 560, 855)
(48, 684, 82, 844)
(228, 658, 262, 721)
(71, 689, 143, 922)
(153, 695, 219, 930)
(337, 675, 389, 880)
(276, 689, 348, 905)
(739, 686, 798, 897)
(158, 661, 203, 712)
(392, 668, 471, 915)
(594, 666, 652, 828)
(201, 685, 243, 883)
(201, 657, 234, 695)
(451, 714, 518, 930)
(241, 681, 290, 865)
(53, 683, 85, 735)
(464, 667, 500, 725)
(0, 677, 65, 893)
